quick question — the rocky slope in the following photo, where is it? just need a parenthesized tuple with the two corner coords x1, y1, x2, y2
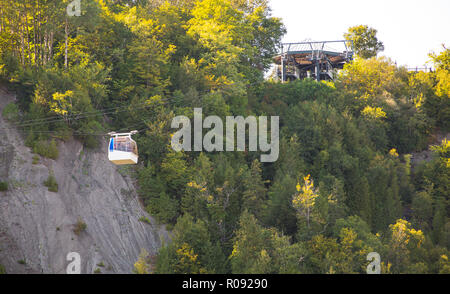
(0, 87, 168, 274)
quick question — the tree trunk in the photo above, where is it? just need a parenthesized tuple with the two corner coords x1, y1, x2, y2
(33, 1, 37, 65)
(19, 10, 25, 65)
(64, 18, 68, 68)
(48, 31, 54, 63)
(24, 2, 31, 65)
(43, 31, 47, 65)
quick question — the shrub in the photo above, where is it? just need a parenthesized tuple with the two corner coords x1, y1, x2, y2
(33, 139, 59, 160)
(2, 102, 19, 122)
(0, 264, 6, 274)
(80, 120, 103, 149)
(43, 173, 58, 192)
(47, 139, 59, 159)
(32, 155, 40, 164)
(24, 132, 35, 148)
(17, 259, 26, 265)
(0, 182, 8, 191)
(139, 216, 151, 225)
(73, 218, 87, 236)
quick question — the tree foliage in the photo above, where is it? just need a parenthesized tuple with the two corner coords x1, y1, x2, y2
(0, 0, 448, 274)
(344, 25, 384, 59)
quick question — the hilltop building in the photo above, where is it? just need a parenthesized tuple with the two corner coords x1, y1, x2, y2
(274, 40, 354, 82)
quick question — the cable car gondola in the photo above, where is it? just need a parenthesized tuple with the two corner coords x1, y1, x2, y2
(108, 131, 139, 165)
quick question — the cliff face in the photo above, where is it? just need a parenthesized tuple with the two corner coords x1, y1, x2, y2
(0, 87, 168, 274)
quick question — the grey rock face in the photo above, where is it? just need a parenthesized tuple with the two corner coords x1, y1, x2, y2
(0, 88, 168, 274)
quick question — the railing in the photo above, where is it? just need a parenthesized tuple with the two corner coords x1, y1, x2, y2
(407, 67, 433, 73)
(280, 40, 354, 56)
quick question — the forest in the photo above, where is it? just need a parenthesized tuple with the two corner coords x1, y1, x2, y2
(0, 0, 449, 274)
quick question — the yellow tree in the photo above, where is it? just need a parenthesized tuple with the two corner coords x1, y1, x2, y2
(429, 45, 449, 97)
(187, 0, 245, 93)
(388, 219, 425, 273)
(49, 90, 73, 121)
(292, 175, 319, 228)
(133, 249, 152, 274)
(175, 243, 206, 274)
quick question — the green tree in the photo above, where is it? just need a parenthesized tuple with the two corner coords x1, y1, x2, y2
(241, 159, 267, 219)
(155, 214, 227, 274)
(344, 25, 384, 59)
(230, 211, 304, 273)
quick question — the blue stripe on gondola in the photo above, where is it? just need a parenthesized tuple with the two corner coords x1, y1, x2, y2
(109, 138, 114, 152)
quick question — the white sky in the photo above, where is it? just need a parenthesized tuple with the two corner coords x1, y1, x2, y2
(269, 0, 450, 68)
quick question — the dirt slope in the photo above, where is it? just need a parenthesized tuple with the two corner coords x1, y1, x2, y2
(0, 87, 168, 274)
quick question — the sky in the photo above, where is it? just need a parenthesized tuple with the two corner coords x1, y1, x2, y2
(268, 0, 450, 68)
